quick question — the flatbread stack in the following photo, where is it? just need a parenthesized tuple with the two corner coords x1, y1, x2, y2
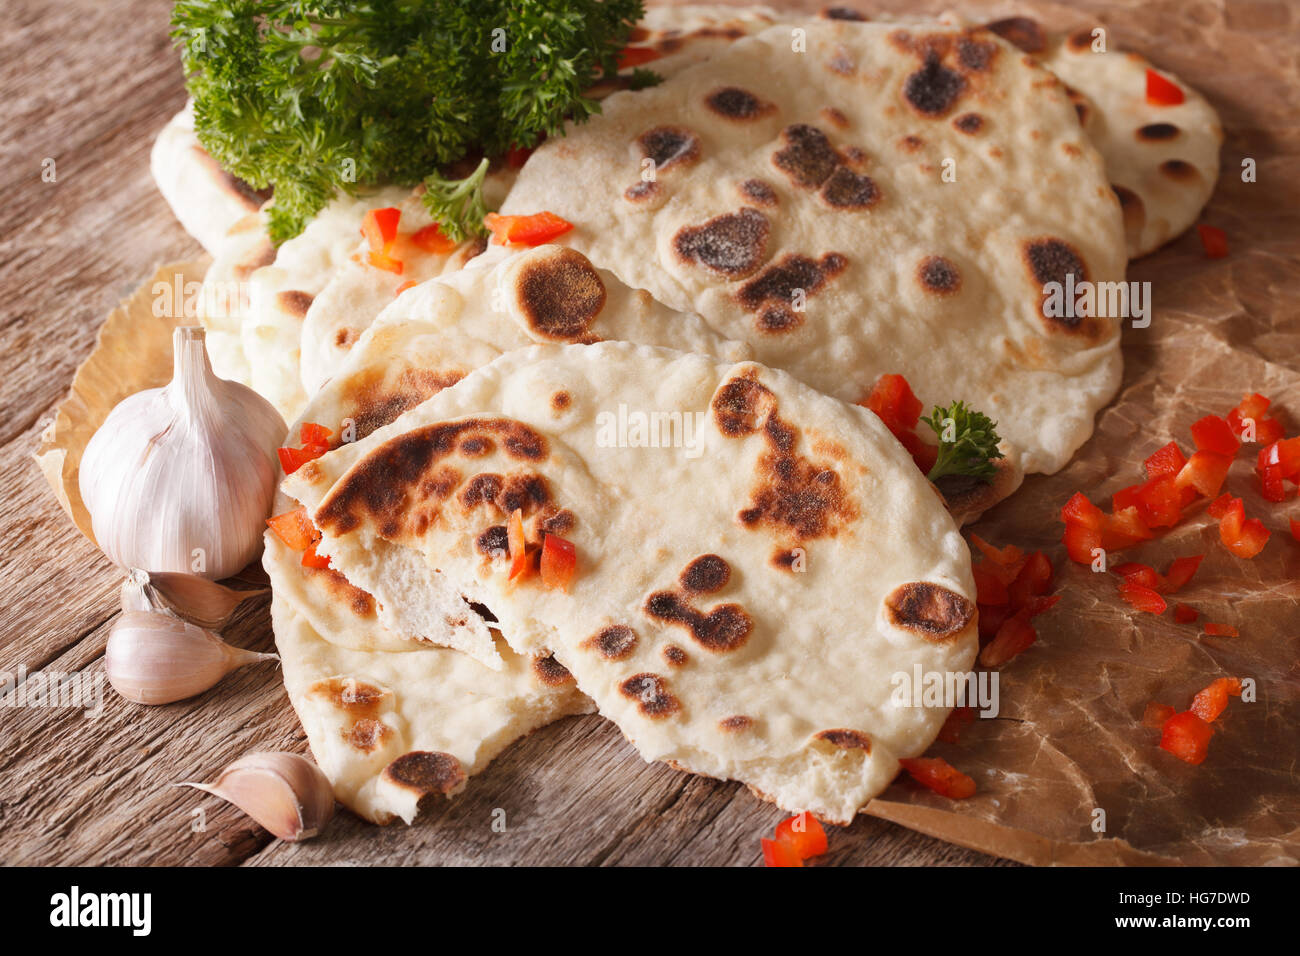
(148, 7, 1222, 829)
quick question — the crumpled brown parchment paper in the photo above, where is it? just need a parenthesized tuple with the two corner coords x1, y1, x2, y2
(38, 1, 1300, 865)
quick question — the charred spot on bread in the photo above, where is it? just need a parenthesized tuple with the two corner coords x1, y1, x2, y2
(814, 728, 872, 751)
(346, 718, 391, 753)
(1112, 185, 1147, 245)
(719, 715, 755, 732)
(918, 255, 962, 295)
(680, 554, 732, 593)
(903, 50, 967, 116)
(347, 366, 465, 441)
(586, 624, 638, 661)
(624, 180, 662, 203)
(539, 508, 575, 536)
(739, 178, 778, 207)
(819, 166, 880, 210)
(956, 36, 998, 72)
(953, 112, 984, 134)
(821, 6, 866, 20)
(884, 582, 975, 641)
(705, 86, 774, 121)
(673, 208, 771, 278)
(772, 124, 842, 189)
(637, 126, 701, 171)
(1022, 237, 1092, 332)
(662, 644, 689, 667)
(532, 654, 575, 686)
(515, 247, 606, 342)
(619, 673, 681, 718)
(735, 252, 848, 333)
(1066, 28, 1097, 52)
(644, 591, 753, 652)
(1137, 122, 1180, 142)
(459, 473, 503, 509)
(277, 290, 314, 318)
(383, 751, 465, 796)
(476, 524, 508, 557)
(309, 677, 388, 717)
(982, 16, 1046, 54)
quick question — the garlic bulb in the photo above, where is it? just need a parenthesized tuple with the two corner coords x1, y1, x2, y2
(80, 327, 286, 580)
(179, 752, 335, 842)
(121, 567, 268, 630)
(105, 609, 278, 705)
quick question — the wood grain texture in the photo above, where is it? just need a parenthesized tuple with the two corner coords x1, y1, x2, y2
(0, 0, 1024, 866)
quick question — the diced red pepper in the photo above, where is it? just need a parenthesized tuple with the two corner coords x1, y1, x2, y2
(1256, 417, 1286, 445)
(1191, 677, 1242, 723)
(1173, 603, 1199, 623)
(1119, 580, 1167, 615)
(1007, 551, 1052, 607)
(896, 429, 938, 474)
(1143, 701, 1176, 728)
(1215, 496, 1270, 558)
(539, 534, 577, 592)
(1113, 562, 1160, 590)
(774, 813, 828, 859)
(277, 446, 316, 475)
(1146, 69, 1185, 106)
(367, 249, 404, 274)
(979, 613, 1036, 668)
(1133, 474, 1182, 528)
(507, 508, 532, 582)
(1061, 492, 1105, 530)
(300, 422, 331, 446)
(394, 280, 417, 297)
(1196, 224, 1228, 259)
(1259, 437, 1300, 479)
(504, 144, 535, 169)
(1144, 441, 1188, 480)
(1174, 450, 1232, 499)
(361, 207, 401, 253)
(1111, 483, 1142, 514)
(1190, 415, 1239, 456)
(1160, 711, 1213, 765)
(411, 223, 457, 254)
(969, 534, 1025, 574)
(300, 540, 331, 569)
(266, 507, 319, 551)
(1101, 507, 1154, 550)
(1063, 520, 1103, 565)
(1227, 393, 1284, 444)
(617, 45, 663, 69)
(976, 603, 1010, 642)
(1020, 594, 1061, 618)
(971, 563, 1009, 606)
(1207, 492, 1235, 520)
(485, 211, 574, 247)
(936, 706, 976, 744)
(899, 757, 976, 799)
(760, 837, 803, 867)
(1204, 622, 1239, 637)
(862, 373, 925, 437)
(1160, 554, 1205, 593)
(1291, 518, 1300, 542)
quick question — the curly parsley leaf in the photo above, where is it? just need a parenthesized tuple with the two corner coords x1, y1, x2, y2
(921, 401, 1005, 483)
(171, 0, 647, 244)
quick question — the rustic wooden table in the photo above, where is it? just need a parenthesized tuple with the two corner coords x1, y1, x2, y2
(0, 0, 1027, 866)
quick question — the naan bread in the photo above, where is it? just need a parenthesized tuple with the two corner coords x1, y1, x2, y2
(195, 211, 275, 387)
(267, 534, 591, 824)
(286, 343, 978, 823)
(997, 19, 1223, 258)
(287, 243, 752, 662)
(501, 19, 1128, 477)
(150, 101, 270, 254)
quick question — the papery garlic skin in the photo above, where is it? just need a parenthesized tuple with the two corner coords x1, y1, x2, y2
(80, 327, 286, 580)
(105, 609, 277, 705)
(181, 752, 335, 842)
(120, 567, 268, 630)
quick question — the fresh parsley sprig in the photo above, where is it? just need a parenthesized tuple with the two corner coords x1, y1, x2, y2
(921, 401, 1004, 483)
(171, 0, 648, 244)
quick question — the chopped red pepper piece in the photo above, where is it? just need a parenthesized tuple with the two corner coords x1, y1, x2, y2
(761, 837, 803, 867)
(1213, 495, 1270, 558)
(1190, 414, 1239, 456)
(1063, 520, 1103, 564)
(1133, 474, 1182, 528)
(300, 422, 331, 446)
(979, 613, 1036, 668)
(394, 280, 417, 297)
(1196, 224, 1228, 259)
(1191, 677, 1242, 723)
(1173, 450, 1232, 499)
(1113, 562, 1160, 590)
(1100, 507, 1154, 550)
(504, 144, 535, 169)
(971, 563, 1009, 606)
(507, 509, 531, 582)
(862, 373, 924, 437)
(266, 507, 319, 551)
(300, 540, 331, 569)
(1146, 69, 1185, 106)
(361, 207, 401, 253)
(1160, 711, 1213, 765)
(1144, 441, 1188, 479)
(367, 249, 404, 274)
(617, 45, 663, 69)
(976, 602, 1010, 642)
(1119, 580, 1167, 615)
(1173, 603, 1199, 623)
(899, 757, 976, 799)
(774, 813, 828, 859)
(1007, 551, 1052, 607)
(1203, 622, 1239, 637)
(1160, 554, 1205, 593)
(539, 534, 577, 591)
(896, 428, 938, 474)
(969, 534, 1025, 574)
(410, 223, 458, 254)
(1291, 518, 1300, 542)
(1227, 393, 1284, 444)
(1061, 492, 1105, 530)
(936, 706, 976, 744)
(1143, 701, 1176, 728)
(1020, 594, 1061, 618)
(485, 211, 574, 247)
(1111, 483, 1142, 514)
(277, 446, 316, 475)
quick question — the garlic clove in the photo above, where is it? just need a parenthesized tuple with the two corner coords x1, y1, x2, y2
(104, 609, 277, 705)
(179, 752, 335, 842)
(120, 568, 268, 630)
(79, 326, 287, 580)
